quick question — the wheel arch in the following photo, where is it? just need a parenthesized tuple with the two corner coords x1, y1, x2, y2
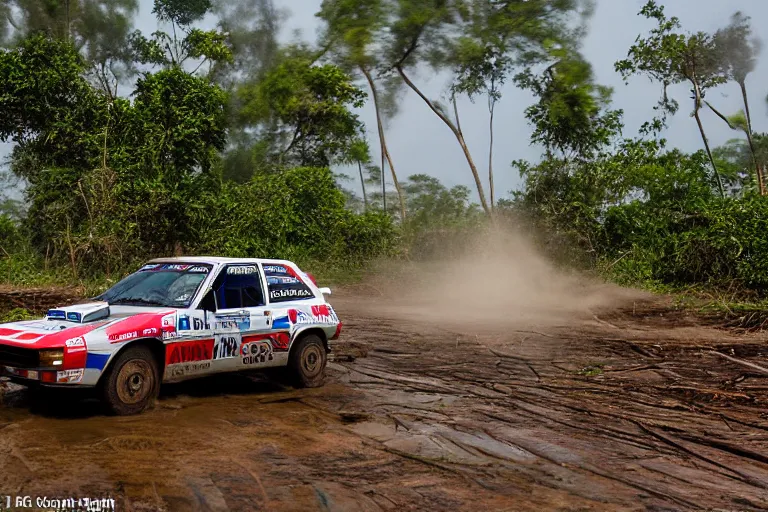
(290, 327, 328, 356)
(97, 338, 166, 384)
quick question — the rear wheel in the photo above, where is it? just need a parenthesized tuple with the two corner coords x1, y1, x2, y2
(287, 334, 327, 388)
(100, 346, 160, 415)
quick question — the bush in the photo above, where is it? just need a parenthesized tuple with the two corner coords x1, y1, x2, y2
(603, 195, 768, 294)
(190, 166, 396, 263)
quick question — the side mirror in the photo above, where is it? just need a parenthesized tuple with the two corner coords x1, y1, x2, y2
(319, 287, 332, 295)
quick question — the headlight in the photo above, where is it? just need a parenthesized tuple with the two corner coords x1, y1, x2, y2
(39, 349, 65, 367)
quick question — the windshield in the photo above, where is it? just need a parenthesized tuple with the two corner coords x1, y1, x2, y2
(96, 263, 213, 308)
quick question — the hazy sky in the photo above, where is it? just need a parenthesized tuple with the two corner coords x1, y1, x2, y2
(4, 0, 768, 203)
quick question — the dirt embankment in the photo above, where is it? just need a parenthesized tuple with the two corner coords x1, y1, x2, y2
(2, 231, 768, 511)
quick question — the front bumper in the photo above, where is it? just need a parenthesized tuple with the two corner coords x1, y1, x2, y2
(2, 366, 86, 385)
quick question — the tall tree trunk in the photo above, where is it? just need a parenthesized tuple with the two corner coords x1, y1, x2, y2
(357, 160, 368, 211)
(706, 97, 762, 194)
(488, 95, 496, 212)
(397, 65, 490, 215)
(361, 65, 406, 220)
(739, 81, 764, 195)
(692, 80, 724, 198)
(694, 110, 725, 198)
(381, 149, 386, 212)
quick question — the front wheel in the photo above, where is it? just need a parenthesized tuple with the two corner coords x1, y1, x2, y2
(100, 345, 160, 415)
(287, 334, 327, 388)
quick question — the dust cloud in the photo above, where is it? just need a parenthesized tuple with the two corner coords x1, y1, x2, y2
(337, 226, 648, 333)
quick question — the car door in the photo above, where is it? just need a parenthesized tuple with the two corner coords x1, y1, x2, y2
(207, 263, 272, 372)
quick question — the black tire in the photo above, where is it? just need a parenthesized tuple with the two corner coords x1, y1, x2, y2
(287, 334, 327, 388)
(100, 345, 160, 415)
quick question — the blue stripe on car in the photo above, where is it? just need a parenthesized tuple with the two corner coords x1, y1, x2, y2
(86, 353, 110, 370)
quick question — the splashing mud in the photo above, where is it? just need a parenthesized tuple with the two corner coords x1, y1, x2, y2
(347, 226, 648, 332)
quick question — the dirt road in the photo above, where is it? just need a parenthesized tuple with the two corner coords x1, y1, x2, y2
(2, 289, 768, 511)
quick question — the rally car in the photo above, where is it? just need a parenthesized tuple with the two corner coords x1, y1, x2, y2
(0, 258, 342, 415)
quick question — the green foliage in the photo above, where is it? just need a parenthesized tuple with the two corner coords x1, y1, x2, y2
(190, 166, 396, 263)
(317, 0, 386, 70)
(400, 174, 483, 259)
(605, 196, 768, 292)
(0, 308, 36, 322)
(516, 53, 623, 158)
(153, 0, 211, 27)
(130, 0, 232, 75)
(714, 11, 760, 86)
(615, 1, 726, 132)
(238, 53, 367, 168)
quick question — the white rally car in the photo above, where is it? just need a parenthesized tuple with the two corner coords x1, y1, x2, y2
(0, 258, 342, 415)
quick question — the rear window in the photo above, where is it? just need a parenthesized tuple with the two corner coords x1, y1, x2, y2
(263, 264, 314, 303)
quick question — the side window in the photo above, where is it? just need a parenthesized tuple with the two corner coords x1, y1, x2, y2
(263, 264, 314, 303)
(214, 265, 265, 309)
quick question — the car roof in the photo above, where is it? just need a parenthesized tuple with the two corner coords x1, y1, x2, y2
(147, 256, 298, 266)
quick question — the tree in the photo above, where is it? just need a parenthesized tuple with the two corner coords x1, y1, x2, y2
(210, 0, 284, 90)
(516, 52, 623, 160)
(1, 0, 140, 96)
(237, 52, 367, 168)
(615, 0, 727, 197)
(343, 138, 373, 211)
(452, 37, 508, 212)
(384, 0, 591, 216)
(713, 12, 764, 194)
(316, 0, 407, 220)
(129, 0, 233, 77)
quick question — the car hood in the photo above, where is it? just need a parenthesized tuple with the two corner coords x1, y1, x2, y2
(0, 302, 177, 349)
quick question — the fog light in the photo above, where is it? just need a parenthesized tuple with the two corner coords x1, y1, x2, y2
(39, 349, 65, 368)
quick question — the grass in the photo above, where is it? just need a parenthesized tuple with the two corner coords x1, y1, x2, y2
(0, 308, 36, 322)
(578, 364, 605, 377)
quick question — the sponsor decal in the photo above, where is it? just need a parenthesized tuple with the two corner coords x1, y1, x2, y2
(162, 331, 181, 341)
(311, 304, 339, 324)
(213, 334, 240, 359)
(47, 310, 66, 319)
(227, 265, 258, 275)
(167, 361, 211, 378)
(214, 315, 250, 331)
(286, 306, 339, 326)
(65, 336, 86, 353)
(57, 368, 84, 383)
(163, 264, 192, 271)
(267, 276, 300, 285)
(269, 288, 313, 300)
(272, 315, 291, 330)
(263, 264, 290, 275)
(165, 339, 214, 365)
(139, 264, 161, 271)
(109, 330, 138, 343)
(35, 322, 67, 331)
(178, 315, 204, 331)
(161, 313, 176, 328)
(143, 327, 159, 336)
(241, 339, 274, 365)
(189, 266, 210, 273)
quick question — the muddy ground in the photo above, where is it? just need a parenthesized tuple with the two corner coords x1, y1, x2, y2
(2, 288, 768, 511)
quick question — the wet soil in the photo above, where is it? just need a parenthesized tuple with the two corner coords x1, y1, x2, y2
(2, 290, 768, 511)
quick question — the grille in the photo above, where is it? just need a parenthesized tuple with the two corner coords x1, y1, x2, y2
(0, 344, 40, 368)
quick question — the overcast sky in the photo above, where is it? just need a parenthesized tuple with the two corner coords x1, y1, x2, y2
(4, 0, 768, 203)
